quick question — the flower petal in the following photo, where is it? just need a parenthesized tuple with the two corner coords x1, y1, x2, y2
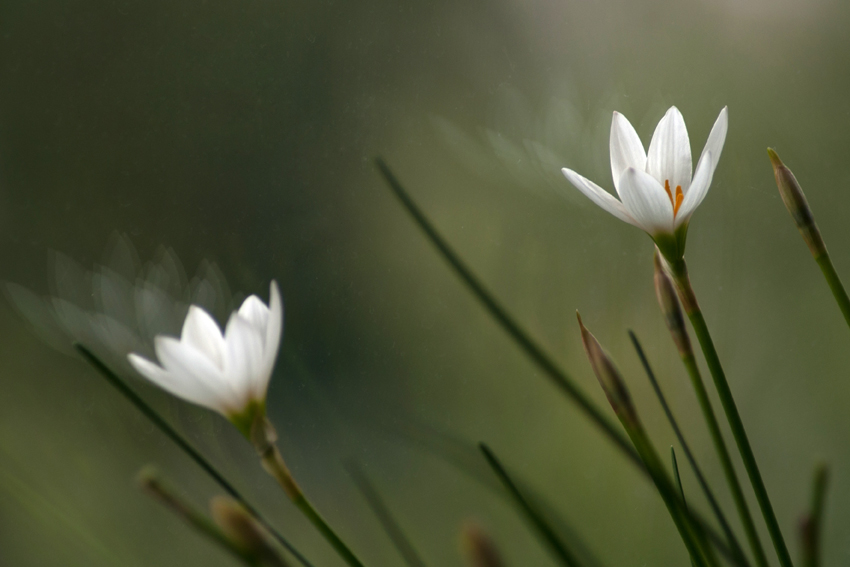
(561, 168, 641, 228)
(223, 314, 266, 403)
(694, 106, 728, 188)
(676, 151, 714, 225)
(238, 295, 270, 334)
(154, 336, 236, 412)
(618, 168, 674, 235)
(609, 112, 647, 195)
(647, 107, 692, 193)
(260, 281, 283, 394)
(180, 306, 225, 370)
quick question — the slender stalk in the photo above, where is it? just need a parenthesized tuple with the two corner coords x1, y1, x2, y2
(74, 344, 315, 567)
(138, 469, 270, 566)
(671, 448, 698, 567)
(258, 442, 365, 567)
(374, 158, 639, 467)
(800, 465, 829, 567)
(815, 255, 850, 330)
(768, 149, 850, 333)
(345, 460, 427, 567)
(578, 318, 713, 567)
(624, 423, 715, 567)
(681, 354, 768, 567)
(375, 158, 743, 566)
(668, 261, 793, 567)
(630, 332, 749, 567)
(480, 444, 584, 567)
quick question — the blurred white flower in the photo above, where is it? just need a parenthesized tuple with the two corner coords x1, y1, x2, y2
(4, 233, 236, 375)
(561, 106, 728, 260)
(128, 281, 283, 429)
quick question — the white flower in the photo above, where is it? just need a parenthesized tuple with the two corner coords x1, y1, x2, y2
(128, 281, 283, 425)
(561, 106, 728, 260)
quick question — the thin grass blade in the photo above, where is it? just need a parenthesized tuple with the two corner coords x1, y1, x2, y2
(74, 344, 314, 567)
(479, 443, 585, 567)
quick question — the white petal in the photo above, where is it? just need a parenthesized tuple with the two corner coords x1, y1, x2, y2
(261, 281, 283, 393)
(154, 336, 236, 411)
(223, 314, 266, 403)
(618, 168, 674, 235)
(238, 295, 270, 334)
(561, 168, 641, 228)
(694, 107, 728, 188)
(180, 306, 225, 370)
(609, 112, 647, 195)
(647, 107, 692, 193)
(676, 151, 714, 225)
(129, 351, 225, 412)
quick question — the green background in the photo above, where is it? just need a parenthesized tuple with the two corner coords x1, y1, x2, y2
(1, 0, 850, 565)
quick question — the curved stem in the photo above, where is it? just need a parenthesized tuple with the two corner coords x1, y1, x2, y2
(815, 254, 850, 331)
(680, 354, 768, 567)
(669, 261, 793, 567)
(630, 332, 750, 567)
(260, 445, 366, 567)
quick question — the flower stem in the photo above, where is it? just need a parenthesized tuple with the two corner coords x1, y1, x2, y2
(680, 353, 768, 567)
(74, 344, 314, 567)
(815, 253, 850, 331)
(669, 261, 793, 567)
(259, 444, 366, 567)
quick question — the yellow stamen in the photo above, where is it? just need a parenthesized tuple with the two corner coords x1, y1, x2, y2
(664, 180, 684, 217)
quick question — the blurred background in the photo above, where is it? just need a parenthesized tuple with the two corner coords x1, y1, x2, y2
(1, 0, 850, 565)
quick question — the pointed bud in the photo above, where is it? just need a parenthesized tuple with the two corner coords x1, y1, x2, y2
(653, 252, 693, 358)
(461, 522, 506, 567)
(576, 312, 637, 426)
(768, 148, 827, 258)
(211, 497, 288, 567)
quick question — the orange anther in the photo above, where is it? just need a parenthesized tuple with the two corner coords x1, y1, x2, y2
(664, 180, 685, 217)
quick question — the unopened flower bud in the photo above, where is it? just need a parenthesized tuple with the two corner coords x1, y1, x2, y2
(653, 252, 693, 358)
(211, 497, 288, 567)
(461, 522, 506, 567)
(577, 312, 637, 426)
(768, 148, 827, 258)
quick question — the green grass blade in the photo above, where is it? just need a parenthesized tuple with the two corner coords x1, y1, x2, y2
(344, 460, 427, 567)
(374, 158, 638, 465)
(375, 159, 742, 566)
(480, 443, 585, 567)
(74, 344, 314, 567)
(629, 332, 749, 567)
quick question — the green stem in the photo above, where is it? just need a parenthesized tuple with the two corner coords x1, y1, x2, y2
(681, 354, 768, 567)
(74, 344, 314, 567)
(624, 421, 716, 567)
(261, 446, 366, 567)
(630, 332, 749, 567)
(815, 254, 850, 331)
(479, 444, 584, 567)
(670, 262, 793, 567)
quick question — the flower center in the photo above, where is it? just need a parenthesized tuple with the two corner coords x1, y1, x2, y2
(664, 180, 684, 217)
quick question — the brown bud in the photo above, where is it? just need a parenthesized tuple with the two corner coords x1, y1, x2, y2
(653, 252, 693, 357)
(768, 148, 826, 258)
(461, 523, 506, 567)
(576, 312, 637, 426)
(211, 497, 288, 567)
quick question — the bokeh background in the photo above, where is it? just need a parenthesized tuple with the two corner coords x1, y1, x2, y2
(1, 0, 850, 565)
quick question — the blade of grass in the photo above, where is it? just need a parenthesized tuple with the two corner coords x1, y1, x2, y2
(374, 158, 637, 466)
(344, 460, 427, 567)
(800, 464, 829, 567)
(667, 258, 794, 567)
(479, 443, 585, 567)
(672, 448, 698, 567)
(629, 332, 749, 567)
(375, 159, 742, 566)
(74, 344, 314, 567)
